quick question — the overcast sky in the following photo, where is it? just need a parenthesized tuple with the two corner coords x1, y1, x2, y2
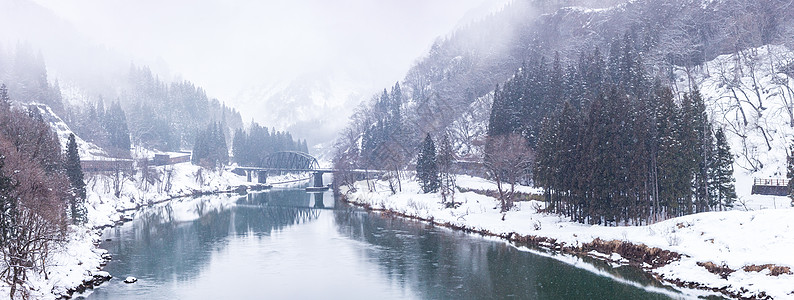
(29, 0, 500, 112)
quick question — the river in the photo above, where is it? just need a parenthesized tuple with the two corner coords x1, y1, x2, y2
(79, 187, 697, 299)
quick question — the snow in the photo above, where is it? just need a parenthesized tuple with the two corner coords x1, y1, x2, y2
(27, 103, 109, 160)
(0, 226, 109, 299)
(676, 45, 794, 199)
(342, 175, 794, 299)
(5, 37, 793, 300)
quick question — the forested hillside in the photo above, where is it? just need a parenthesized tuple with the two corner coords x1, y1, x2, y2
(335, 0, 794, 221)
(337, 0, 793, 167)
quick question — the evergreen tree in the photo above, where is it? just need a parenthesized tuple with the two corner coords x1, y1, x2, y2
(0, 154, 17, 245)
(0, 84, 9, 110)
(487, 84, 509, 136)
(65, 134, 87, 224)
(105, 101, 131, 156)
(232, 128, 247, 165)
(683, 90, 714, 213)
(192, 126, 210, 166)
(416, 134, 439, 193)
(192, 122, 229, 170)
(213, 122, 229, 168)
(711, 128, 736, 210)
(655, 87, 690, 218)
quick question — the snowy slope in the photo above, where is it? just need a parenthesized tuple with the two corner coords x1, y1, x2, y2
(27, 103, 109, 159)
(675, 44, 794, 205)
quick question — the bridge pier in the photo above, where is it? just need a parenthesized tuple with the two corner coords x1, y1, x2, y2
(246, 170, 252, 182)
(313, 171, 323, 188)
(257, 170, 268, 184)
(305, 171, 329, 191)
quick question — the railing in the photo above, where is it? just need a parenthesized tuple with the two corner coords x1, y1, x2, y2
(753, 178, 789, 187)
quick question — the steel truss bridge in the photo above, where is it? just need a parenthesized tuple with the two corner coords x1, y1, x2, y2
(232, 151, 381, 190)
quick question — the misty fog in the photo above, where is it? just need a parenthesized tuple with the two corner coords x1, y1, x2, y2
(1, 0, 509, 148)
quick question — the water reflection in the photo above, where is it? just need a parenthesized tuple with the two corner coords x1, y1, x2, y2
(85, 190, 696, 300)
(333, 210, 685, 300)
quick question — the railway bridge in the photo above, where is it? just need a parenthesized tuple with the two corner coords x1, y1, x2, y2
(232, 151, 381, 191)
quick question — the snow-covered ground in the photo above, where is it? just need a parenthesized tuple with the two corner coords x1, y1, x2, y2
(342, 175, 794, 299)
(85, 162, 248, 228)
(676, 45, 794, 192)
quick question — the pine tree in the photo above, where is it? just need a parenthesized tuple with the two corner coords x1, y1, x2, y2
(192, 127, 209, 166)
(684, 90, 714, 213)
(105, 101, 131, 156)
(232, 128, 247, 165)
(712, 128, 736, 210)
(0, 84, 9, 110)
(65, 134, 87, 224)
(416, 134, 439, 193)
(214, 122, 229, 168)
(0, 154, 18, 245)
(192, 122, 229, 170)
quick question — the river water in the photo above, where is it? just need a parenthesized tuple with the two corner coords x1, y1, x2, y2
(80, 187, 695, 300)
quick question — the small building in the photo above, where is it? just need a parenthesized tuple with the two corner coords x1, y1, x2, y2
(751, 178, 789, 196)
(153, 153, 191, 166)
(81, 159, 134, 173)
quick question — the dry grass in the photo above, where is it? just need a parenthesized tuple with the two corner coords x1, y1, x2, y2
(697, 261, 735, 279)
(743, 264, 793, 276)
(581, 238, 681, 268)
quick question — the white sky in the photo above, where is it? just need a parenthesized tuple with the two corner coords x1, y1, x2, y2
(30, 0, 496, 115)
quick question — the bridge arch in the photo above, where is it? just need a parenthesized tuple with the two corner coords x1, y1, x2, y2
(263, 151, 319, 170)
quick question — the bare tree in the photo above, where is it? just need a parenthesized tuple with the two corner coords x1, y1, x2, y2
(111, 160, 128, 198)
(438, 133, 457, 206)
(332, 127, 363, 195)
(483, 133, 534, 212)
(0, 113, 68, 299)
(378, 139, 408, 194)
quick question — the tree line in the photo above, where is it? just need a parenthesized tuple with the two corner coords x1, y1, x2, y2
(488, 38, 736, 225)
(121, 65, 243, 151)
(70, 99, 131, 157)
(231, 122, 308, 167)
(192, 122, 229, 170)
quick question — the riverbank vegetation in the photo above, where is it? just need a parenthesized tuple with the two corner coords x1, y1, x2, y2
(0, 84, 87, 299)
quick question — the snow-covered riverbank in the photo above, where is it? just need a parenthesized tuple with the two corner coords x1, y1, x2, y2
(0, 162, 312, 299)
(341, 175, 794, 299)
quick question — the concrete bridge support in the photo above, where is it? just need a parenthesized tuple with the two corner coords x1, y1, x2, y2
(313, 171, 324, 188)
(257, 170, 268, 184)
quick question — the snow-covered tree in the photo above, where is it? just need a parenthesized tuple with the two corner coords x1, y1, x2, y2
(416, 134, 439, 193)
(65, 133, 87, 224)
(711, 128, 736, 210)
